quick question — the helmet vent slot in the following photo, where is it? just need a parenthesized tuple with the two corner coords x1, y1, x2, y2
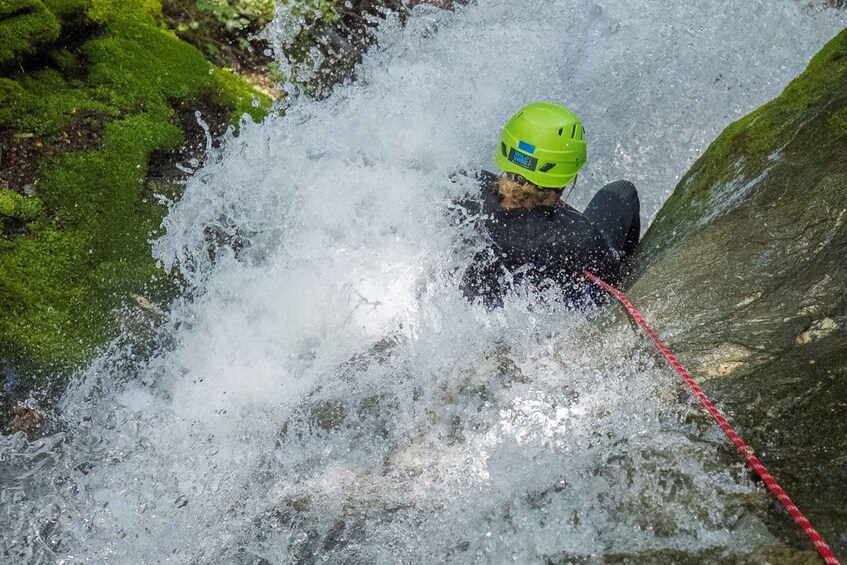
(500, 142, 507, 156)
(539, 163, 555, 173)
(571, 125, 577, 138)
(558, 128, 564, 136)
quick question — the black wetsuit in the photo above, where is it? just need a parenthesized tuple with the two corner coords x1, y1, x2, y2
(458, 171, 641, 307)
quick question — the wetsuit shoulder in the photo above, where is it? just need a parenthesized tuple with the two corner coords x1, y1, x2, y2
(505, 205, 617, 268)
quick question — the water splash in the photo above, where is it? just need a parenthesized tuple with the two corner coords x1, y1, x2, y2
(1, 1, 844, 563)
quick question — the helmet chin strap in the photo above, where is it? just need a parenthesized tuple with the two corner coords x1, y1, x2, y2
(563, 174, 578, 205)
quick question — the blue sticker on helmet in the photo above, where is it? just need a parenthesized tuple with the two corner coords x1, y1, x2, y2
(518, 141, 536, 154)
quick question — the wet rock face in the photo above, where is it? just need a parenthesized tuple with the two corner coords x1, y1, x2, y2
(629, 29, 847, 556)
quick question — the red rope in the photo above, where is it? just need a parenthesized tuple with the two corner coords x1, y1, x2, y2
(583, 270, 840, 565)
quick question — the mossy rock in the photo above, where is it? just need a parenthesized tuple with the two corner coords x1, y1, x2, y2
(0, 0, 61, 64)
(640, 29, 847, 257)
(0, 0, 272, 410)
(630, 28, 847, 558)
(41, 0, 90, 18)
(0, 189, 42, 220)
(210, 66, 268, 124)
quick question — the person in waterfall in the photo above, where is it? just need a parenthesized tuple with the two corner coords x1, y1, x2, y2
(459, 101, 641, 308)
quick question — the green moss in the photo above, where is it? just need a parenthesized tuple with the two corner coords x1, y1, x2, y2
(0, 189, 43, 220)
(0, 0, 61, 64)
(699, 31, 847, 182)
(39, 116, 182, 223)
(0, 115, 183, 376)
(87, 0, 163, 29)
(41, 0, 91, 18)
(45, 46, 79, 71)
(8, 70, 109, 135)
(0, 0, 269, 395)
(0, 78, 27, 125)
(0, 224, 102, 368)
(210, 66, 271, 124)
(744, 40, 836, 164)
(85, 33, 211, 117)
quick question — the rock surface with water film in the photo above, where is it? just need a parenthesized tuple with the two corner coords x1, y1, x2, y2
(629, 27, 847, 560)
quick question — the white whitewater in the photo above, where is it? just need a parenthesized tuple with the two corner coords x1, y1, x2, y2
(1, 1, 844, 563)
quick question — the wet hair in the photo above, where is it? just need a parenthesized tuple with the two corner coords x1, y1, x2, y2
(497, 174, 562, 207)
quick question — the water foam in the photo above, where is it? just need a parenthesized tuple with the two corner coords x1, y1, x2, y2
(2, 1, 844, 562)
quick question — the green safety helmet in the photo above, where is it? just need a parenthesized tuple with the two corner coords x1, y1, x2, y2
(495, 102, 587, 189)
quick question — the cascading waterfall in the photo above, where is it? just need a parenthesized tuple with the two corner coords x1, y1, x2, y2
(2, 1, 844, 563)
